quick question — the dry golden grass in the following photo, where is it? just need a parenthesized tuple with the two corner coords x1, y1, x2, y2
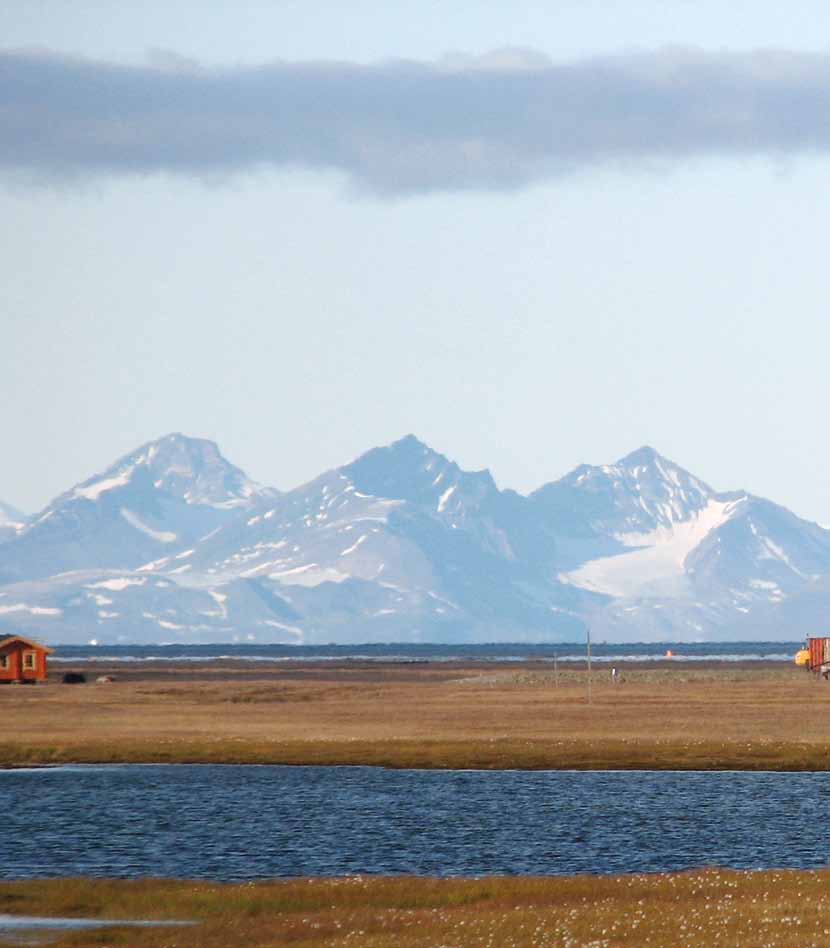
(1, 661, 828, 770)
(4, 870, 830, 946)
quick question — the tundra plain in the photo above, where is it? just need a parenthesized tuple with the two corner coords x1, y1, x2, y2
(0, 658, 826, 770)
(4, 659, 828, 947)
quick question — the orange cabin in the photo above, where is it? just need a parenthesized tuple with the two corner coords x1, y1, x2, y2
(0, 635, 53, 684)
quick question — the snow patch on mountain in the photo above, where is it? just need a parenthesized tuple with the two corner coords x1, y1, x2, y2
(75, 469, 134, 501)
(341, 534, 369, 556)
(757, 535, 806, 577)
(86, 577, 147, 591)
(559, 497, 743, 598)
(438, 486, 457, 512)
(262, 619, 304, 639)
(268, 564, 351, 586)
(120, 509, 177, 543)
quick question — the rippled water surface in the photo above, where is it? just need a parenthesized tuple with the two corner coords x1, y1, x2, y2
(3, 765, 828, 880)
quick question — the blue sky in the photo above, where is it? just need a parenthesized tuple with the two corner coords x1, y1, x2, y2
(3, 2, 830, 522)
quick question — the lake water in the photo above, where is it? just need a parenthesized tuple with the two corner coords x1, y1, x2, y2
(0, 914, 192, 943)
(2, 765, 828, 880)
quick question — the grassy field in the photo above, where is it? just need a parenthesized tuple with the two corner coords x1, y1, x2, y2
(0, 659, 828, 770)
(3, 870, 829, 946)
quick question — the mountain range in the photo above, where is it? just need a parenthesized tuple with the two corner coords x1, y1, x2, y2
(0, 434, 824, 644)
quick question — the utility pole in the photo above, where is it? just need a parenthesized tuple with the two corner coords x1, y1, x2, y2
(586, 627, 592, 705)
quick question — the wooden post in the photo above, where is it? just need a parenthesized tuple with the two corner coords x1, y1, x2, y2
(554, 652, 559, 688)
(586, 627, 592, 705)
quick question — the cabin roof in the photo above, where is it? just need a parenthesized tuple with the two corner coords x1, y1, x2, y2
(0, 635, 54, 654)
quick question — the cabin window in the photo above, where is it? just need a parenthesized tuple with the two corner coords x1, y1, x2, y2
(23, 651, 36, 670)
(0, 655, 8, 670)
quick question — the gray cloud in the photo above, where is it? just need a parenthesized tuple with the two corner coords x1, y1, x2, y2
(4, 46, 830, 194)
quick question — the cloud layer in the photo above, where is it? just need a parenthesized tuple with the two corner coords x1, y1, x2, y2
(4, 47, 830, 194)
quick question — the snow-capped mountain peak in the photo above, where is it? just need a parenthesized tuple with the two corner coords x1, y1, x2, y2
(534, 446, 714, 539)
(69, 433, 272, 510)
(606, 446, 714, 529)
(0, 435, 275, 585)
(342, 435, 498, 516)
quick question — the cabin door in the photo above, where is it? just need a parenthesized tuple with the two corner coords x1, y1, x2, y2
(18, 649, 36, 681)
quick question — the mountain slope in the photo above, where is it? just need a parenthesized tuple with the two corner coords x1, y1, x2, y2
(0, 434, 275, 584)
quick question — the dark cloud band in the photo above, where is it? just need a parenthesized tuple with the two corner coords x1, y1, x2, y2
(3, 47, 830, 193)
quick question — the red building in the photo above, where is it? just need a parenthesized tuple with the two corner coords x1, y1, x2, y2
(0, 635, 53, 684)
(801, 638, 830, 677)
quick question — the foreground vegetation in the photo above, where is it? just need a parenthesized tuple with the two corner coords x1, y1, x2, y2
(2, 662, 828, 771)
(3, 870, 829, 946)
(5, 735, 830, 772)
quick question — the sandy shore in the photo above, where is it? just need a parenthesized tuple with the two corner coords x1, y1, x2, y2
(1, 658, 827, 770)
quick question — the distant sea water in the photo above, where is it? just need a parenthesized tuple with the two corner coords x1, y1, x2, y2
(50, 641, 801, 663)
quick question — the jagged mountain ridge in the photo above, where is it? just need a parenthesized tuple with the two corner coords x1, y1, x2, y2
(533, 446, 715, 537)
(147, 435, 587, 642)
(0, 434, 827, 644)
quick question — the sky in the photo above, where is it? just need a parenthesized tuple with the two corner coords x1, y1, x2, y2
(4, 2, 830, 522)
